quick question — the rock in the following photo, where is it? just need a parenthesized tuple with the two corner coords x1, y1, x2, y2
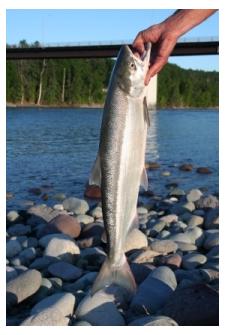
(204, 208, 219, 229)
(63, 272, 97, 293)
(7, 210, 20, 222)
(182, 253, 207, 269)
(186, 189, 203, 202)
(41, 193, 49, 201)
(145, 161, 160, 170)
(44, 235, 80, 263)
(137, 206, 148, 215)
(49, 277, 63, 290)
(196, 167, 212, 174)
(175, 269, 204, 283)
(169, 188, 185, 196)
(38, 214, 81, 238)
(90, 206, 102, 219)
(159, 284, 219, 325)
(160, 214, 178, 224)
(53, 193, 66, 201)
(80, 222, 104, 239)
(150, 240, 178, 254)
(175, 242, 197, 252)
(147, 220, 166, 237)
(63, 197, 89, 214)
(130, 263, 155, 285)
(76, 214, 94, 225)
(157, 230, 171, 239)
(179, 163, 193, 172)
(77, 236, 101, 249)
(206, 245, 219, 259)
(48, 261, 83, 281)
(18, 247, 36, 265)
(27, 205, 67, 225)
(74, 320, 92, 326)
(168, 233, 192, 244)
(156, 253, 182, 269)
(161, 171, 171, 176)
(76, 290, 125, 326)
(187, 215, 204, 227)
(182, 201, 195, 212)
(7, 269, 42, 308)
(169, 221, 187, 234)
(129, 249, 160, 263)
(130, 266, 177, 314)
(21, 308, 69, 326)
(53, 204, 64, 211)
(128, 315, 178, 326)
(30, 256, 57, 270)
(28, 187, 42, 195)
(6, 240, 22, 258)
(6, 266, 18, 282)
(200, 268, 219, 283)
(79, 247, 106, 267)
(195, 195, 219, 209)
(124, 229, 148, 252)
(6, 192, 14, 199)
(203, 230, 219, 249)
(84, 184, 101, 199)
(21, 237, 38, 249)
(184, 226, 204, 246)
(31, 292, 75, 316)
(7, 223, 31, 236)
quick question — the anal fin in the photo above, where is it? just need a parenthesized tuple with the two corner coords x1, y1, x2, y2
(140, 167, 148, 191)
(89, 153, 101, 187)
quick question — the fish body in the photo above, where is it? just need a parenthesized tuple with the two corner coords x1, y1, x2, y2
(89, 43, 152, 295)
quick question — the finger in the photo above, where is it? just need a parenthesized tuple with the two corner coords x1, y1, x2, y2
(145, 56, 168, 85)
(132, 33, 145, 55)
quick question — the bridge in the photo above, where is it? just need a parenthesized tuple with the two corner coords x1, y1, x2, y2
(6, 37, 219, 109)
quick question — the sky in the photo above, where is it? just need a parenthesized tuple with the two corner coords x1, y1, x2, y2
(6, 9, 219, 71)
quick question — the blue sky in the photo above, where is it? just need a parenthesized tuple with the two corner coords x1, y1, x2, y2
(6, 9, 219, 71)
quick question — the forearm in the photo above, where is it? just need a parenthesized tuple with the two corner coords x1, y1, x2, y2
(162, 9, 218, 38)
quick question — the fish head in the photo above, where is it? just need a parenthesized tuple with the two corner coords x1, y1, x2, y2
(114, 42, 151, 97)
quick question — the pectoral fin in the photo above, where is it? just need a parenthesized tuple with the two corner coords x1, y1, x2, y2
(89, 153, 101, 186)
(143, 96, 150, 127)
(140, 167, 148, 191)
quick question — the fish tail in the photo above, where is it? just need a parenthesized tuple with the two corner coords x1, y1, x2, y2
(91, 255, 137, 296)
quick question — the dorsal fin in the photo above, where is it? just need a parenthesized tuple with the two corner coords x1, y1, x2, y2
(143, 96, 150, 127)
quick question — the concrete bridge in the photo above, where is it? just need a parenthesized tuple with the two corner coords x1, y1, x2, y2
(6, 37, 219, 109)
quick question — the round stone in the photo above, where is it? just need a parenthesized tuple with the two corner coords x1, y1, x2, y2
(137, 206, 148, 215)
(187, 215, 204, 227)
(53, 204, 64, 211)
(20, 308, 69, 326)
(90, 206, 103, 219)
(44, 235, 80, 262)
(48, 262, 83, 281)
(182, 253, 207, 269)
(186, 189, 203, 202)
(124, 229, 148, 252)
(129, 315, 178, 326)
(7, 210, 20, 222)
(76, 214, 94, 225)
(39, 214, 81, 238)
(7, 224, 31, 236)
(63, 197, 89, 215)
(150, 240, 178, 254)
(6, 240, 22, 258)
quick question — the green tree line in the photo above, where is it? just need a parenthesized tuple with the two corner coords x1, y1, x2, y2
(6, 40, 218, 108)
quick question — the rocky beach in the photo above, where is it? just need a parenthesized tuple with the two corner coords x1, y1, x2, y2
(6, 166, 219, 326)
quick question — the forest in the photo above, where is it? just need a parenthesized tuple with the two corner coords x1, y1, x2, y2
(6, 40, 219, 108)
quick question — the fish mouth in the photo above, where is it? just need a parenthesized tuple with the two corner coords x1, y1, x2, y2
(126, 43, 151, 64)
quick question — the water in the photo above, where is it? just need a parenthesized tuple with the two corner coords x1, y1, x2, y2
(6, 107, 218, 209)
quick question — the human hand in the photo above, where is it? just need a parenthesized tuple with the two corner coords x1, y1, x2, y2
(133, 23, 178, 85)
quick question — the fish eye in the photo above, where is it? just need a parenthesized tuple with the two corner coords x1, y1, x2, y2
(129, 62, 136, 70)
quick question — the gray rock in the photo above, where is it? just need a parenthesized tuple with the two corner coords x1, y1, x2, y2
(204, 208, 219, 229)
(128, 315, 178, 326)
(130, 263, 155, 285)
(169, 188, 185, 196)
(31, 292, 75, 316)
(44, 234, 80, 263)
(175, 269, 204, 283)
(182, 201, 195, 212)
(137, 206, 148, 215)
(6, 266, 18, 282)
(124, 229, 148, 252)
(206, 245, 219, 259)
(186, 189, 203, 202)
(168, 233, 192, 244)
(79, 247, 106, 267)
(18, 247, 36, 265)
(90, 206, 102, 219)
(63, 197, 89, 215)
(200, 268, 219, 283)
(53, 204, 64, 211)
(27, 204, 67, 224)
(21, 307, 69, 326)
(48, 261, 83, 281)
(187, 215, 204, 227)
(28, 278, 54, 304)
(130, 266, 177, 314)
(63, 272, 97, 293)
(157, 230, 171, 239)
(53, 193, 66, 201)
(39, 233, 74, 248)
(184, 226, 204, 246)
(147, 220, 166, 237)
(74, 320, 92, 326)
(7, 269, 42, 308)
(7, 210, 20, 222)
(160, 214, 178, 224)
(195, 195, 219, 209)
(76, 214, 94, 225)
(30, 256, 57, 270)
(76, 290, 125, 326)
(182, 253, 207, 269)
(21, 237, 38, 249)
(150, 240, 178, 254)
(175, 242, 197, 252)
(203, 230, 219, 249)
(6, 240, 22, 258)
(7, 223, 31, 236)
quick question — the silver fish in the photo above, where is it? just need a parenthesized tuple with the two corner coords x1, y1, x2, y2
(89, 43, 152, 296)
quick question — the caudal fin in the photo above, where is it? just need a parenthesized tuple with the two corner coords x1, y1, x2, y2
(91, 255, 137, 296)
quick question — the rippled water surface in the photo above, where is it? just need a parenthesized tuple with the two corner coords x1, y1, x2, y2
(7, 107, 218, 209)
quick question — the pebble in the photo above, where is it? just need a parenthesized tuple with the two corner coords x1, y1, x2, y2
(124, 229, 148, 252)
(18, 247, 37, 265)
(84, 184, 101, 199)
(7, 269, 42, 308)
(80, 221, 104, 239)
(206, 245, 219, 258)
(53, 204, 64, 211)
(157, 230, 171, 239)
(169, 188, 186, 196)
(130, 266, 177, 314)
(21, 237, 38, 249)
(161, 171, 171, 176)
(200, 268, 219, 283)
(204, 208, 219, 229)
(156, 253, 182, 269)
(7, 223, 31, 236)
(28, 278, 54, 304)
(145, 161, 160, 169)
(44, 235, 80, 263)
(52, 193, 66, 201)
(76, 290, 125, 326)
(63, 197, 89, 214)
(48, 261, 83, 281)
(147, 220, 166, 237)
(179, 163, 193, 172)
(182, 201, 195, 212)
(182, 253, 207, 269)
(160, 214, 178, 224)
(7, 210, 20, 222)
(137, 206, 148, 215)
(6, 240, 22, 258)
(90, 206, 102, 219)
(129, 315, 178, 326)
(184, 226, 204, 246)
(130, 263, 155, 284)
(150, 240, 178, 254)
(30, 256, 57, 270)
(27, 205, 65, 224)
(129, 249, 160, 263)
(203, 230, 219, 249)
(186, 189, 203, 202)
(187, 214, 204, 227)
(196, 195, 219, 209)
(160, 284, 219, 325)
(21, 307, 69, 326)
(6, 266, 18, 282)
(31, 292, 75, 316)
(168, 233, 192, 244)
(174, 242, 197, 252)
(63, 272, 97, 293)
(76, 214, 94, 225)
(39, 214, 81, 238)
(196, 167, 212, 174)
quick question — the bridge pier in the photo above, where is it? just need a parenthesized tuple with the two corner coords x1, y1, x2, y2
(146, 74, 157, 110)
